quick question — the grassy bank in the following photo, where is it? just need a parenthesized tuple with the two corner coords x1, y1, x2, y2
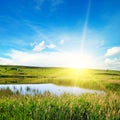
(0, 91, 120, 120)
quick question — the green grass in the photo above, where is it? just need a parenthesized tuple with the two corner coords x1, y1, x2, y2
(0, 65, 120, 119)
(0, 91, 120, 120)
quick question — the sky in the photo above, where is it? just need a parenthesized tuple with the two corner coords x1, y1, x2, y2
(0, 0, 120, 70)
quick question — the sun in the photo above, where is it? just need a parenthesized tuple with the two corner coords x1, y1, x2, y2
(68, 53, 93, 69)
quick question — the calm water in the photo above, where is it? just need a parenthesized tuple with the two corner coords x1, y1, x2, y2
(0, 84, 105, 96)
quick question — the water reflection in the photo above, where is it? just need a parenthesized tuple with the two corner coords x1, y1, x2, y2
(0, 84, 105, 96)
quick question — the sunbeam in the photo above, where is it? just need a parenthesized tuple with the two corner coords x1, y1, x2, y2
(80, 0, 91, 53)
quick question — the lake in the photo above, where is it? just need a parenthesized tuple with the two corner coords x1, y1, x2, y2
(0, 84, 105, 96)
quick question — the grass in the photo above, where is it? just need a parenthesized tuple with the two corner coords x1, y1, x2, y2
(0, 90, 120, 120)
(0, 65, 120, 92)
(0, 65, 120, 119)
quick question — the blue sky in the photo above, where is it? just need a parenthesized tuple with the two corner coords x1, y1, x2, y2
(0, 0, 120, 70)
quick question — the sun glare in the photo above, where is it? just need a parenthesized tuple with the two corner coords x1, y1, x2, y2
(68, 53, 93, 69)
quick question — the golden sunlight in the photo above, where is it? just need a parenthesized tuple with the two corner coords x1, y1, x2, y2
(68, 53, 94, 69)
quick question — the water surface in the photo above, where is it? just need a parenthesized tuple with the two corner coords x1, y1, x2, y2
(0, 84, 105, 96)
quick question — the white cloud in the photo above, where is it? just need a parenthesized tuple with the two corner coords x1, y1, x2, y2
(105, 58, 120, 65)
(60, 39, 64, 45)
(0, 58, 13, 65)
(104, 47, 120, 70)
(47, 43, 56, 49)
(32, 41, 56, 52)
(105, 47, 120, 57)
(3, 49, 120, 70)
(0, 50, 68, 67)
(33, 41, 46, 52)
(0, 50, 99, 69)
(105, 58, 120, 69)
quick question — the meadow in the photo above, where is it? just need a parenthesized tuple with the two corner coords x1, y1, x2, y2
(0, 65, 120, 119)
(0, 65, 120, 92)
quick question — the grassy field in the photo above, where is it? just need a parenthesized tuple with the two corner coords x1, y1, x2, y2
(0, 65, 120, 92)
(0, 92, 120, 120)
(0, 65, 120, 119)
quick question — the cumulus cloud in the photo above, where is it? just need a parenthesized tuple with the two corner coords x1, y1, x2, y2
(105, 47, 120, 57)
(104, 47, 120, 70)
(32, 41, 56, 52)
(33, 41, 46, 52)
